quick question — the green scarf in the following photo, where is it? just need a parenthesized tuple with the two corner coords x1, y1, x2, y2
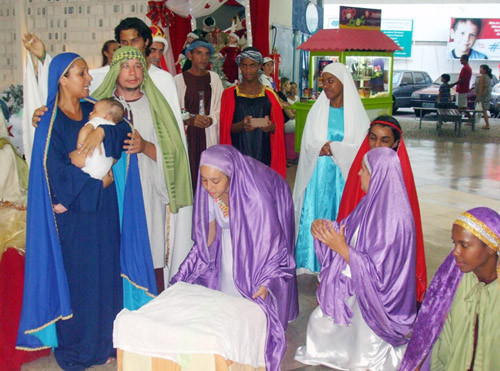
(92, 46, 192, 213)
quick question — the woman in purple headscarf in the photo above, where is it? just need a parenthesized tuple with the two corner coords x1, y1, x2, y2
(295, 147, 417, 370)
(401, 207, 500, 371)
(171, 144, 299, 371)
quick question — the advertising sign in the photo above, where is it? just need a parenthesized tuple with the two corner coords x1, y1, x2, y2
(381, 19, 413, 58)
(448, 18, 500, 60)
(339, 6, 381, 30)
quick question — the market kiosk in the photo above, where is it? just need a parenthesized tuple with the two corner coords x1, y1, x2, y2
(293, 28, 401, 151)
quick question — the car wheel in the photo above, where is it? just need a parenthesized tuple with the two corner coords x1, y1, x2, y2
(414, 109, 425, 118)
(392, 98, 398, 113)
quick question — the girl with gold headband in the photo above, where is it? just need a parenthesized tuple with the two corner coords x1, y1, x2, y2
(401, 207, 500, 370)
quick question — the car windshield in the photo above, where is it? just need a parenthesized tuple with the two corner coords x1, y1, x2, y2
(393, 72, 401, 84)
(433, 73, 459, 85)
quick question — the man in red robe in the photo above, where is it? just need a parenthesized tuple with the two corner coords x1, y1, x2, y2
(219, 48, 286, 178)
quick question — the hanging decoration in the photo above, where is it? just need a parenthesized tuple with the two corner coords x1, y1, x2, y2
(147, 1, 175, 28)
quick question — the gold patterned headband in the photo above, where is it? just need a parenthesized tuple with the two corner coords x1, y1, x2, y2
(454, 212, 500, 252)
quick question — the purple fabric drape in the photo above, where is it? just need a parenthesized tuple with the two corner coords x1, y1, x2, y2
(315, 147, 417, 346)
(171, 145, 299, 371)
(399, 253, 462, 370)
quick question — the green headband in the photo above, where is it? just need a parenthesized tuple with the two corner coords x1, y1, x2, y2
(110, 47, 147, 70)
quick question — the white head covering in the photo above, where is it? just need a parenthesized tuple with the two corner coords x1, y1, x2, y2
(292, 62, 370, 235)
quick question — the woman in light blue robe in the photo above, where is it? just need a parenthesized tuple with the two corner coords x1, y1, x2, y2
(293, 63, 369, 274)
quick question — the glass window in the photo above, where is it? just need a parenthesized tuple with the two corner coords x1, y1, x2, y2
(27, 8, 31, 15)
(68, 7, 74, 14)
(346, 55, 392, 99)
(310, 56, 340, 93)
(63, 32, 67, 40)
(92, 32, 96, 40)
(414, 72, 426, 85)
(401, 72, 413, 85)
(78, 6, 83, 14)
(62, 45, 67, 52)
(113, 5, 120, 12)
(64, 20, 67, 27)
(42, 8, 45, 15)
(48, 33, 52, 40)
(55, 33, 58, 40)
(99, 19, 103, 27)
(131, 4, 136, 12)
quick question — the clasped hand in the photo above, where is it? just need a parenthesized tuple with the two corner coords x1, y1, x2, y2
(311, 219, 349, 262)
(188, 115, 213, 129)
(319, 141, 333, 156)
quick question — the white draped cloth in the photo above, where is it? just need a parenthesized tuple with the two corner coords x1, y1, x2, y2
(292, 63, 370, 238)
(113, 282, 267, 368)
(22, 53, 51, 166)
(166, 0, 229, 18)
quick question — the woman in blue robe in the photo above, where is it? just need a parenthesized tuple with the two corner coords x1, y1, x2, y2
(17, 53, 131, 370)
(293, 63, 369, 273)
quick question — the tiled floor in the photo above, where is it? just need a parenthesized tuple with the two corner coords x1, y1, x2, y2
(21, 116, 500, 370)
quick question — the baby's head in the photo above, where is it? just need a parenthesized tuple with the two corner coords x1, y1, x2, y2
(89, 98, 125, 124)
(441, 74, 450, 84)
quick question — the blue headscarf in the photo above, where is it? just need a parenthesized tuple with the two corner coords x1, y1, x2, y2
(17, 53, 82, 350)
(185, 40, 214, 55)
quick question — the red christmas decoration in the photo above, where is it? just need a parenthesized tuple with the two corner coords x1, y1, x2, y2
(147, 0, 175, 28)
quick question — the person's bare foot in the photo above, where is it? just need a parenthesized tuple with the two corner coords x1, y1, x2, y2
(105, 357, 115, 364)
(480, 125, 490, 130)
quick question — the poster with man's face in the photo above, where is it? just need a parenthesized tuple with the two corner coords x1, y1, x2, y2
(448, 18, 500, 60)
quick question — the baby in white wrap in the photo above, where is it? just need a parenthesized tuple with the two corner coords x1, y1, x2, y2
(70, 98, 124, 179)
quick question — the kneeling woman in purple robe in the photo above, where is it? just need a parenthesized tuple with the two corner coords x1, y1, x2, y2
(171, 144, 299, 371)
(295, 147, 417, 370)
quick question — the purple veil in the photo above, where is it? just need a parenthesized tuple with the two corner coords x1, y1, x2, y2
(315, 147, 417, 346)
(400, 207, 500, 370)
(171, 145, 299, 371)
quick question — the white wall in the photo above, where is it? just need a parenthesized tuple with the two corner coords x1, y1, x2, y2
(269, 0, 293, 28)
(324, 3, 500, 80)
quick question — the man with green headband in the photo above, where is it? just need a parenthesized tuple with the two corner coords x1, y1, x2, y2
(92, 46, 193, 293)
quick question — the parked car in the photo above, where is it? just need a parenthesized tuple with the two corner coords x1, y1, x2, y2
(392, 70, 433, 112)
(411, 73, 499, 117)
